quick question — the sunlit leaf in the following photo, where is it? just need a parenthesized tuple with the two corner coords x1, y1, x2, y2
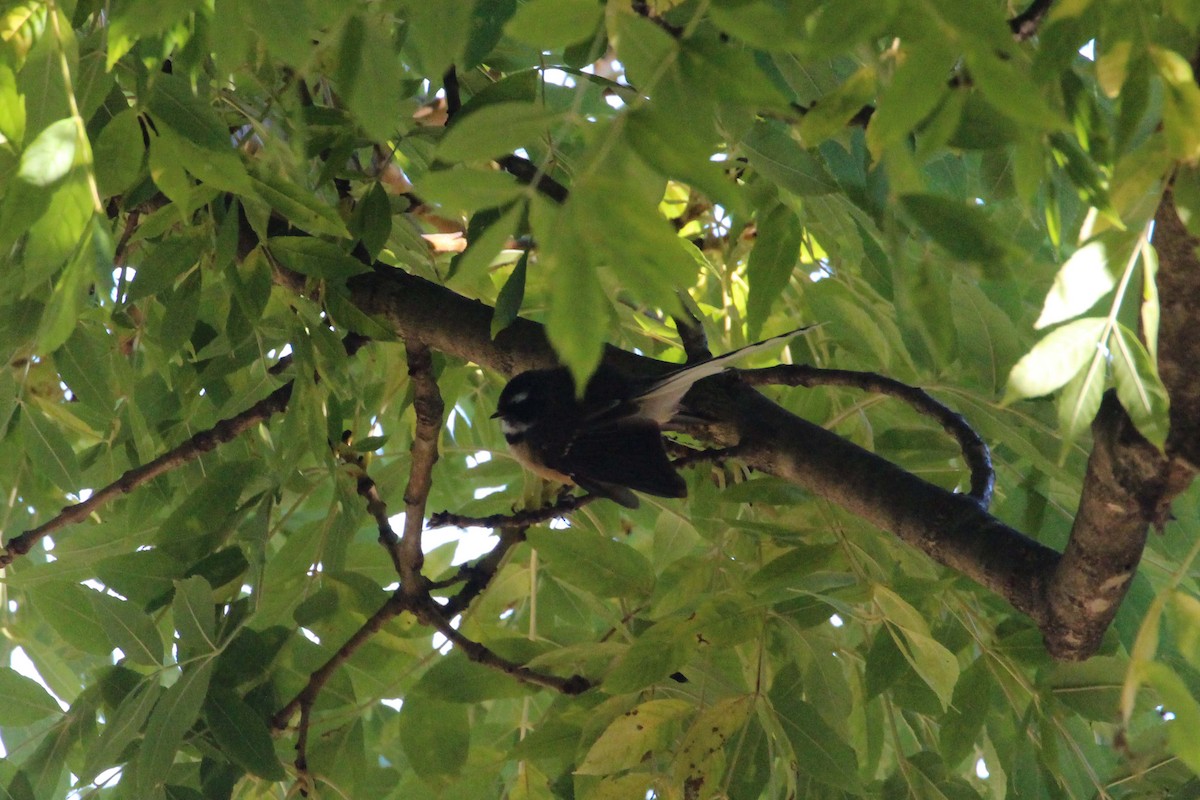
(1111, 323, 1170, 449)
(1005, 317, 1107, 402)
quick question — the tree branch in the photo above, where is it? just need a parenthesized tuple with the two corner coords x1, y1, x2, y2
(339, 259, 1196, 658)
(1009, 0, 1054, 40)
(1040, 187, 1200, 659)
(429, 492, 598, 531)
(397, 342, 443, 593)
(741, 364, 995, 506)
(2, 380, 293, 567)
(410, 594, 591, 694)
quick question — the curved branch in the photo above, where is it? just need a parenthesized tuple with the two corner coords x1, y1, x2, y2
(339, 255, 1197, 658)
(741, 364, 995, 506)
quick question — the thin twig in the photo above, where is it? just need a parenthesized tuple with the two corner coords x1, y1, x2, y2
(346, 445, 405, 576)
(272, 591, 409, 730)
(1009, 0, 1053, 40)
(411, 594, 591, 694)
(740, 365, 995, 507)
(443, 66, 462, 120)
(428, 492, 598, 530)
(438, 526, 528, 617)
(495, 154, 569, 204)
(673, 298, 712, 363)
(1, 381, 293, 567)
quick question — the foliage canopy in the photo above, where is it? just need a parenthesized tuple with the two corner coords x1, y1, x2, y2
(2, 0, 1200, 798)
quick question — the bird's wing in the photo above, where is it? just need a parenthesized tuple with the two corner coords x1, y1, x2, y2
(559, 418, 687, 501)
(636, 325, 816, 423)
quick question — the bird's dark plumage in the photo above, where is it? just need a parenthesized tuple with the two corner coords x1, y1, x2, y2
(493, 327, 813, 508)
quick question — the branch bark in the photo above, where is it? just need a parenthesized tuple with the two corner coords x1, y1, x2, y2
(341, 223, 1198, 658)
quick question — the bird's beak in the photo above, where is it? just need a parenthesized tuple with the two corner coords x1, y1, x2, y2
(489, 411, 502, 419)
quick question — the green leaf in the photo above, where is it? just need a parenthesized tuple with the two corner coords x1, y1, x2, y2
(746, 204, 803, 339)
(1151, 46, 1200, 161)
(23, 171, 93, 281)
(743, 120, 837, 196)
(412, 651, 529, 702)
(874, 586, 959, 709)
(134, 658, 215, 797)
(93, 109, 146, 198)
(1056, 354, 1105, 446)
(398, 695, 469, 782)
(448, 202, 523, 287)
(0, 667, 62, 725)
(338, 14, 407, 141)
(505, 0, 603, 48)
(577, 699, 692, 775)
(1034, 235, 1124, 329)
(541, 205, 606, 386)
(527, 528, 655, 598)
(1004, 318, 1107, 402)
(125, 235, 206, 301)
(1043, 655, 1126, 721)
(36, 235, 91, 353)
(107, 0, 205, 64)
(17, 117, 77, 188)
(0, 63, 26, 146)
(1141, 238, 1160, 362)
(624, 109, 748, 218)
(1111, 323, 1170, 449)
(92, 591, 164, 666)
(145, 74, 228, 152)
(268, 237, 371, 281)
(867, 43, 955, 153)
(770, 689, 862, 792)
(81, 681, 162, 781)
(250, 172, 350, 237)
(900, 193, 1010, 266)
(245, 0, 312, 67)
(939, 656, 992, 766)
(205, 689, 285, 780)
(29, 583, 112, 655)
(155, 461, 256, 562)
(602, 618, 694, 694)
(353, 182, 392, 260)
(491, 248, 528, 338)
(20, 405, 80, 491)
(173, 576, 217, 661)
(1138, 661, 1200, 773)
(797, 67, 878, 145)
(95, 549, 184, 607)
(439, 102, 567, 162)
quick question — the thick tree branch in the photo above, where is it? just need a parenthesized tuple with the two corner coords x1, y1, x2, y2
(1040, 187, 1200, 659)
(339, 260, 1197, 658)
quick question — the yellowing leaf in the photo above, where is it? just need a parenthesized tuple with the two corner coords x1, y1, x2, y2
(577, 699, 692, 775)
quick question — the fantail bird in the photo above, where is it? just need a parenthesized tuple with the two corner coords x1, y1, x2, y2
(491, 327, 815, 508)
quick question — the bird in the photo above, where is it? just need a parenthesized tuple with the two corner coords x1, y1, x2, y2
(491, 327, 814, 508)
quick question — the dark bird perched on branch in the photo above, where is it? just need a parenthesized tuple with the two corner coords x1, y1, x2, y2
(493, 327, 815, 508)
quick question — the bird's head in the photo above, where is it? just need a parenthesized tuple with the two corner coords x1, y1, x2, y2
(491, 368, 573, 440)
